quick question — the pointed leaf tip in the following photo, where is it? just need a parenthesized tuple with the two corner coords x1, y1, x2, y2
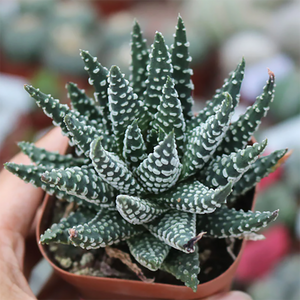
(267, 68, 275, 80)
(24, 84, 35, 94)
(165, 76, 173, 85)
(90, 136, 103, 152)
(218, 181, 233, 196)
(133, 18, 140, 27)
(176, 14, 184, 28)
(272, 209, 279, 219)
(40, 173, 50, 183)
(183, 232, 206, 252)
(272, 149, 291, 171)
(80, 49, 88, 55)
(155, 31, 164, 41)
(109, 65, 121, 77)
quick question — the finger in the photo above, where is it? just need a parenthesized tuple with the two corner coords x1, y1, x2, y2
(0, 127, 69, 237)
(0, 230, 37, 298)
(23, 235, 42, 280)
(205, 291, 253, 300)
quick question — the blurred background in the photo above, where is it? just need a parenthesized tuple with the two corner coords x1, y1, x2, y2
(0, 0, 299, 299)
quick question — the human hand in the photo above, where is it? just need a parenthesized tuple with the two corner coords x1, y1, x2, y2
(0, 127, 69, 300)
(205, 291, 252, 300)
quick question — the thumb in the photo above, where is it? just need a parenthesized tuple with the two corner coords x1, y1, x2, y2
(0, 127, 69, 237)
(205, 291, 253, 300)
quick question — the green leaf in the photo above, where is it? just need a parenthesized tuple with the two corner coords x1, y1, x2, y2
(127, 232, 170, 271)
(90, 137, 145, 195)
(216, 71, 275, 155)
(24, 85, 80, 136)
(129, 20, 149, 99)
(4, 163, 87, 206)
(152, 76, 186, 157)
(229, 149, 288, 203)
(69, 210, 145, 249)
(64, 114, 105, 157)
(155, 181, 232, 214)
(144, 32, 172, 116)
(171, 15, 194, 120)
(187, 57, 245, 130)
(80, 50, 111, 133)
(18, 141, 87, 168)
(161, 245, 200, 292)
(200, 140, 267, 188)
(67, 82, 103, 123)
(40, 208, 95, 244)
(144, 210, 196, 253)
(181, 93, 233, 179)
(135, 132, 182, 194)
(41, 166, 116, 208)
(197, 205, 279, 238)
(122, 120, 147, 172)
(116, 195, 168, 224)
(108, 65, 147, 151)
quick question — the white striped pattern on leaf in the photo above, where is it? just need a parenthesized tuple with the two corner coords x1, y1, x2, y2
(116, 195, 168, 224)
(135, 132, 182, 194)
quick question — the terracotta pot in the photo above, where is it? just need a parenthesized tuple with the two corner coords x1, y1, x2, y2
(36, 191, 256, 300)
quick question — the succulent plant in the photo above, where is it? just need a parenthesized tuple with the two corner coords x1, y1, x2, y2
(5, 16, 286, 292)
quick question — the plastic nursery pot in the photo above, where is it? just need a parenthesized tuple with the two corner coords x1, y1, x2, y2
(36, 192, 257, 300)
